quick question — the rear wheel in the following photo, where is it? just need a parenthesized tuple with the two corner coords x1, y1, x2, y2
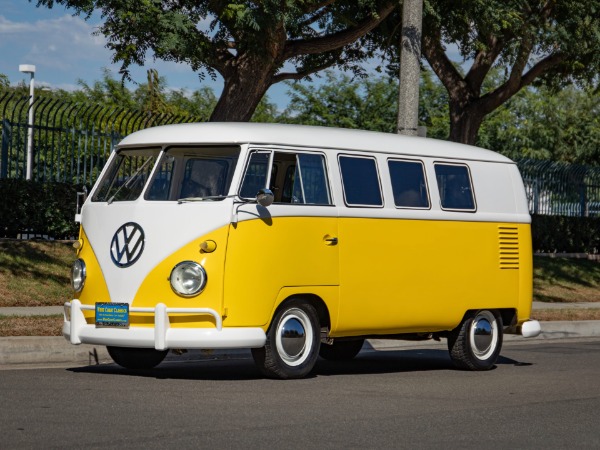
(319, 339, 365, 361)
(106, 346, 168, 370)
(448, 310, 503, 371)
(251, 300, 320, 379)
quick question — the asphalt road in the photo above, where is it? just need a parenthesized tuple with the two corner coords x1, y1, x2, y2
(1, 338, 599, 449)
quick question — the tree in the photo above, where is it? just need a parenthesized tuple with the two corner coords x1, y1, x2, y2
(34, 0, 397, 122)
(480, 85, 600, 165)
(378, 1, 600, 144)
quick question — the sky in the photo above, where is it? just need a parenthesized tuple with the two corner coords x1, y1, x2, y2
(0, 0, 291, 109)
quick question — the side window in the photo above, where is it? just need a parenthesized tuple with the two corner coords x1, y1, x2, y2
(388, 159, 429, 208)
(240, 152, 271, 198)
(241, 150, 332, 204)
(280, 153, 331, 205)
(339, 155, 382, 207)
(435, 163, 476, 211)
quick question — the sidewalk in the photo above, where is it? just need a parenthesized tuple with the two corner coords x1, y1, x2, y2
(1, 303, 600, 368)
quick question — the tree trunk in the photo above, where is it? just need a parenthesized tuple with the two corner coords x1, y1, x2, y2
(209, 63, 273, 122)
(448, 100, 486, 146)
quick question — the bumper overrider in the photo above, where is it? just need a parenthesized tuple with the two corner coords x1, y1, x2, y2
(63, 299, 267, 350)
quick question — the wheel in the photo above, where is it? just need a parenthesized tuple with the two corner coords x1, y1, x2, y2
(447, 310, 503, 371)
(251, 300, 320, 379)
(319, 339, 365, 361)
(106, 346, 168, 370)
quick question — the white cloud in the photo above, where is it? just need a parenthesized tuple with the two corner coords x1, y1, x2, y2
(0, 14, 109, 72)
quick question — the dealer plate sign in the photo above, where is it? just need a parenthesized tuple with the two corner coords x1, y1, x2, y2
(95, 302, 129, 328)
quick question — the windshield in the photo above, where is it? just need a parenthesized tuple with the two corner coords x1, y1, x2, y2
(92, 146, 241, 203)
(92, 148, 160, 202)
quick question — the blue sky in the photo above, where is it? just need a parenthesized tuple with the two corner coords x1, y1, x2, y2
(0, 0, 292, 109)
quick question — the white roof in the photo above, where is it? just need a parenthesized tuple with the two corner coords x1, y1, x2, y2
(118, 122, 513, 163)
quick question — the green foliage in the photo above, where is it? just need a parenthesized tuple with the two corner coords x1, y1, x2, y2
(283, 71, 397, 132)
(480, 85, 600, 165)
(532, 215, 600, 254)
(0, 180, 80, 239)
(281, 70, 449, 136)
(0, 73, 9, 90)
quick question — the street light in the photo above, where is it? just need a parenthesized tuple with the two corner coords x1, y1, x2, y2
(19, 64, 36, 180)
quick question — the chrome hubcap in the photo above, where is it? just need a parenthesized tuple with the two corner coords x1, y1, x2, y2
(275, 308, 313, 366)
(470, 311, 498, 360)
(280, 318, 306, 357)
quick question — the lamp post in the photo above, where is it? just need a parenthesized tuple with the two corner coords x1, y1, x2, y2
(19, 64, 36, 180)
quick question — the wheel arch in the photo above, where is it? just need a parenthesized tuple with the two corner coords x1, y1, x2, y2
(270, 292, 331, 332)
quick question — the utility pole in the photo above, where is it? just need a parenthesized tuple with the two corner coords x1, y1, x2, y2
(397, 0, 423, 136)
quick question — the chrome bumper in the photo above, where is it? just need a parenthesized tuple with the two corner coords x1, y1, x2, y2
(63, 299, 266, 350)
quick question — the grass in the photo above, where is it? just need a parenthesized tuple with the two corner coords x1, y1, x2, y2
(1, 241, 600, 336)
(533, 256, 600, 303)
(0, 239, 74, 307)
(0, 315, 63, 337)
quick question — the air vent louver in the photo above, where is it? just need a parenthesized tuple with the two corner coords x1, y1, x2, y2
(499, 226, 519, 270)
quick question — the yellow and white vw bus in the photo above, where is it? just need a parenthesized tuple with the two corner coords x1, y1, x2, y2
(64, 123, 540, 378)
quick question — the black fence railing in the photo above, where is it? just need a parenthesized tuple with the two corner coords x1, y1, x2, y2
(518, 159, 600, 218)
(0, 92, 200, 186)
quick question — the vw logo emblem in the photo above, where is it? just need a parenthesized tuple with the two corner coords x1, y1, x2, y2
(110, 222, 145, 268)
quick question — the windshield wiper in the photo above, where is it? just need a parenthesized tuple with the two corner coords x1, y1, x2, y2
(177, 195, 236, 204)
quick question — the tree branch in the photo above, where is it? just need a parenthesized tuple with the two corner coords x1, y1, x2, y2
(479, 52, 566, 115)
(283, 1, 396, 58)
(421, 27, 467, 101)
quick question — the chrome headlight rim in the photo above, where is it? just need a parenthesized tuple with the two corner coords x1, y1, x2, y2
(169, 260, 207, 297)
(71, 259, 86, 293)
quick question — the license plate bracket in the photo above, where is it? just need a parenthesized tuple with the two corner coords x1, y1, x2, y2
(95, 302, 129, 328)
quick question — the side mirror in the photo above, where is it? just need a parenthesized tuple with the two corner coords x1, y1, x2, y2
(256, 188, 274, 207)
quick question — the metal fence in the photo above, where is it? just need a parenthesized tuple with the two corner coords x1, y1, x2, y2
(0, 92, 200, 186)
(518, 159, 600, 217)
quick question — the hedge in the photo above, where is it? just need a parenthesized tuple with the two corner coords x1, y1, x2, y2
(0, 179, 81, 239)
(531, 214, 600, 254)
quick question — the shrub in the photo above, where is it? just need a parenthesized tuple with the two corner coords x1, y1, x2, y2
(532, 214, 600, 253)
(0, 179, 80, 239)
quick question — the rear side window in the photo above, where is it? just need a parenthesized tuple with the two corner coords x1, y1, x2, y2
(435, 163, 476, 211)
(339, 156, 382, 207)
(388, 160, 429, 208)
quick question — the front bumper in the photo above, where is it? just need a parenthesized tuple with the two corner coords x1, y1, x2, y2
(63, 299, 266, 350)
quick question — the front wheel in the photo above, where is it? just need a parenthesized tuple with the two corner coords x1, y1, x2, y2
(251, 300, 320, 379)
(447, 310, 503, 371)
(107, 346, 168, 370)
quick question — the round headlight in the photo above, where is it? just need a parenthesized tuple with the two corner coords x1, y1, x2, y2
(71, 259, 86, 293)
(170, 261, 207, 297)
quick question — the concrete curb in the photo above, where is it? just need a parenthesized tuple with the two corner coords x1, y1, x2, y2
(1, 321, 599, 369)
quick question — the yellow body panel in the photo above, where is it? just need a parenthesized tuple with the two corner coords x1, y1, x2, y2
(131, 226, 231, 328)
(76, 215, 531, 335)
(223, 216, 339, 328)
(335, 219, 529, 335)
(74, 227, 110, 323)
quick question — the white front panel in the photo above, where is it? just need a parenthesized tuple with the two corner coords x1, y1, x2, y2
(81, 199, 233, 304)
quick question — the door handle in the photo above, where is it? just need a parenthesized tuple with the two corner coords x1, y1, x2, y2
(324, 236, 338, 246)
